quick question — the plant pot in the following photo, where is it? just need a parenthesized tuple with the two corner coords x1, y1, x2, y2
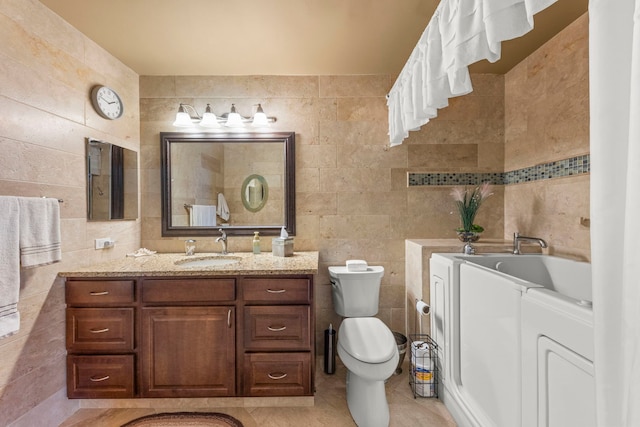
(456, 231, 481, 242)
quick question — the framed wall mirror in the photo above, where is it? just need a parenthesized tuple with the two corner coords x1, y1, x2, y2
(160, 132, 295, 237)
(86, 138, 139, 221)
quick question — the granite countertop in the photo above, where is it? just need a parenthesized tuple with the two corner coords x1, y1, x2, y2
(59, 251, 319, 278)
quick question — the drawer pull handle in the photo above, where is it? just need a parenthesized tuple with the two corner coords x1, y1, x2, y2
(89, 328, 110, 334)
(266, 288, 286, 294)
(89, 291, 109, 296)
(268, 372, 287, 380)
(268, 325, 287, 332)
(89, 375, 110, 382)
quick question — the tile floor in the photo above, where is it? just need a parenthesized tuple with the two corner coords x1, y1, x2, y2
(59, 359, 456, 427)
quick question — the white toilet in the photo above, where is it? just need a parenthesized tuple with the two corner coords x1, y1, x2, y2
(329, 265, 399, 427)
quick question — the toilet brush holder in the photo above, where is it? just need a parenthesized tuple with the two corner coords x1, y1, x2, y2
(324, 325, 336, 374)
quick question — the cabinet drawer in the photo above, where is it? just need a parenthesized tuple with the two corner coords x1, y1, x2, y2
(243, 352, 312, 396)
(66, 280, 135, 305)
(243, 277, 311, 304)
(66, 308, 134, 352)
(67, 355, 135, 398)
(142, 278, 235, 304)
(244, 306, 310, 350)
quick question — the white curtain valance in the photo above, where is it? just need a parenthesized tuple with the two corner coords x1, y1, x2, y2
(387, 0, 557, 146)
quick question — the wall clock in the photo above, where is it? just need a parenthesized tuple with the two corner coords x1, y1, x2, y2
(90, 85, 124, 120)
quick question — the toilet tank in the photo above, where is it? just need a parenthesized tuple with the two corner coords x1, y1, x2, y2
(329, 266, 384, 317)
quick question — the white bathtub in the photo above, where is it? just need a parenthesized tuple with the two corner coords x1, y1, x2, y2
(429, 253, 594, 427)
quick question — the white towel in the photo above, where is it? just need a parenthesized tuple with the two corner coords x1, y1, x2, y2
(18, 197, 62, 268)
(217, 193, 230, 221)
(0, 197, 21, 339)
(189, 204, 216, 226)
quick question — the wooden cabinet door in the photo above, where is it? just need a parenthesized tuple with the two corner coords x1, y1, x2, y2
(141, 306, 235, 397)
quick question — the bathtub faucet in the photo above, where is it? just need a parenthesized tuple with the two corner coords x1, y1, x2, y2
(513, 232, 547, 254)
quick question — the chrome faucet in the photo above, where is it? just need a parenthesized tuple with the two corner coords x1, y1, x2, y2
(513, 232, 548, 254)
(216, 228, 228, 255)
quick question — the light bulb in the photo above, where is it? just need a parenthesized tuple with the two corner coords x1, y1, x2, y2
(172, 104, 194, 127)
(225, 104, 244, 128)
(251, 104, 269, 127)
(199, 104, 221, 128)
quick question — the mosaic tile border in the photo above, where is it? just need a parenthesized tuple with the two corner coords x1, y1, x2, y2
(408, 154, 590, 186)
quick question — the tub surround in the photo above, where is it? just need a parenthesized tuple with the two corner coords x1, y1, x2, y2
(59, 251, 319, 278)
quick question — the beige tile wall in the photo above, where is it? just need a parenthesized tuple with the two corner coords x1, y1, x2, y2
(139, 73, 506, 350)
(504, 13, 590, 261)
(0, 1, 140, 425)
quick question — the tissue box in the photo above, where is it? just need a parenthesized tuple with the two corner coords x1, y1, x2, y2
(272, 237, 294, 257)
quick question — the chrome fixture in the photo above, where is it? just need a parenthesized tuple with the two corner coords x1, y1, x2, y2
(463, 242, 476, 255)
(513, 232, 548, 254)
(216, 228, 228, 255)
(172, 103, 276, 128)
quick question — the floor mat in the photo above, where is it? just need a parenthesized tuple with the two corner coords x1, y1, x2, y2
(121, 412, 244, 427)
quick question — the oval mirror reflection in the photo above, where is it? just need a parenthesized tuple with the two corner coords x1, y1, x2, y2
(241, 174, 268, 212)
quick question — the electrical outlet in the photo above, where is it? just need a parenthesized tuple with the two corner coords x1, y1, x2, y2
(95, 237, 113, 250)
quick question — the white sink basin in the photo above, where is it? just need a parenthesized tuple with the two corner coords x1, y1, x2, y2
(175, 256, 241, 268)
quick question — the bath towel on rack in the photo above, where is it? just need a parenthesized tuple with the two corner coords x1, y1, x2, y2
(18, 197, 62, 267)
(189, 204, 216, 226)
(0, 196, 61, 339)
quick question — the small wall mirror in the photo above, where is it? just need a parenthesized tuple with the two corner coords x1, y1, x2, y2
(86, 138, 138, 221)
(161, 132, 295, 236)
(241, 174, 269, 212)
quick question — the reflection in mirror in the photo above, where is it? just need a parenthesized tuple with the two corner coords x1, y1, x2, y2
(161, 132, 295, 237)
(86, 138, 138, 221)
(241, 174, 269, 213)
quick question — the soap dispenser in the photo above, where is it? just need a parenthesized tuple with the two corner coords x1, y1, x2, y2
(252, 231, 261, 254)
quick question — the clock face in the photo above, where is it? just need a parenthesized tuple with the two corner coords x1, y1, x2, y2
(91, 86, 123, 120)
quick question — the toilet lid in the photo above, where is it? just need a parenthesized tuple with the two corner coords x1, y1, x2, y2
(338, 317, 396, 364)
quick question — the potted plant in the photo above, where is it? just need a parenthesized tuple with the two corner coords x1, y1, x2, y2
(451, 182, 493, 243)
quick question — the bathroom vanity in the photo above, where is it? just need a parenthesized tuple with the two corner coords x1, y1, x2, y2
(60, 252, 318, 399)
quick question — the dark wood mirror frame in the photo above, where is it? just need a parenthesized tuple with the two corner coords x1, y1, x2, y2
(160, 131, 295, 237)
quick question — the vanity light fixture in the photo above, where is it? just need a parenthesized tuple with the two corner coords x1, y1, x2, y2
(199, 104, 221, 128)
(172, 103, 276, 128)
(225, 104, 244, 128)
(172, 104, 196, 127)
(251, 104, 270, 127)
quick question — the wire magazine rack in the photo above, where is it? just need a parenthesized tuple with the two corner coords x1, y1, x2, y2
(409, 334, 439, 398)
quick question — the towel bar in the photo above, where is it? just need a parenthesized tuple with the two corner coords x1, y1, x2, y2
(41, 197, 63, 203)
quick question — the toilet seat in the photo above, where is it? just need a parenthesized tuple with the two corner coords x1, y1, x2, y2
(338, 317, 396, 364)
